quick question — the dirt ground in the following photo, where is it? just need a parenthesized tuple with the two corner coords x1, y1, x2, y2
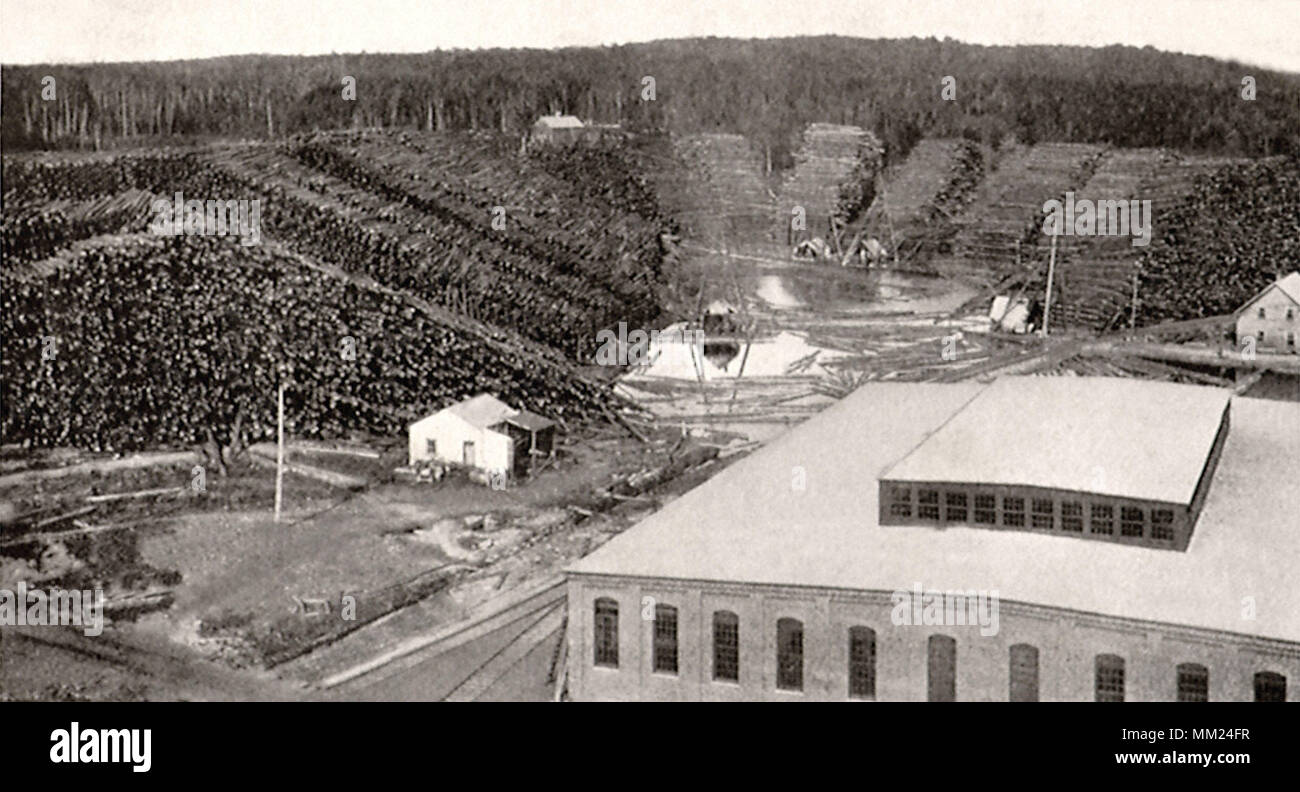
(0, 420, 724, 700)
(0, 624, 304, 702)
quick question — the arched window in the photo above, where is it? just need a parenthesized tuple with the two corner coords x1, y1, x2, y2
(848, 626, 876, 699)
(593, 598, 619, 668)
(653, 604, 678, 674)
(1254, 671, 1286, 702)
(1176, 663, 1209, 701)
(776, 618, 803, 691)
(1009, 644, 1039, 702)
(927, 634, 956, 701)
(712, 611, 739, 682)
(1095, 654, 1125, 701)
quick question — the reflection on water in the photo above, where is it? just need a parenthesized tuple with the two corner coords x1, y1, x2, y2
(751, 268, 972, 315)
(632, 326, 843, 381)
(755, 275, 803, 308)
(776, 271, 886, 308)
(702, 341, 741, 371)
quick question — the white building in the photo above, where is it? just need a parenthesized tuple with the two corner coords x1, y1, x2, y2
(531, 113, 585, 144)
(408, 394, 556, 480)
(1234, 271, 1299, 354)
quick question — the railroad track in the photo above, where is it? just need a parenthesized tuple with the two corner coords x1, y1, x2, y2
(317, 576, 565, 694)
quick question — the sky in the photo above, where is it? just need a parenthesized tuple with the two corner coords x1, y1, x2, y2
(2, 0, 1298, 72)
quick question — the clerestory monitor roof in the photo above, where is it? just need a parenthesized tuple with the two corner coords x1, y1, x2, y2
(879, 376, 1231, 505)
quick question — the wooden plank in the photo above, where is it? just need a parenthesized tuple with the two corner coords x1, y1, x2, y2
(0, 451, 201, 488)
(33, 505, 97, 527)
(85, 486, 185, 503)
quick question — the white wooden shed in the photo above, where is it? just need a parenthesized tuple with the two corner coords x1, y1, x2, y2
(408, 394, 556, 480)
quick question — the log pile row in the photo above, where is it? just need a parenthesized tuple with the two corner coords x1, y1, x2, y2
(1134, 156, 1300, 325)
(858, 138, 984, 265)
(2, 188, 158, 267)
(206, 143, 608, 360)
(1042, 151, 1256, 332)
(672, 133, 775, 243)
(289, 138, 663, 340)
(344, 130, 667, 298)
(779, 124, 877, 237)
(931, 142, 1107, 284)
(1048, 148, 1169, 331)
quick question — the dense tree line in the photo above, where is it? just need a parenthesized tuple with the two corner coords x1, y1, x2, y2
(5, 37, 1297, 167)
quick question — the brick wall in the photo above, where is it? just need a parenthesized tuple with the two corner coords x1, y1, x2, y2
(567, 576, 1300, 702)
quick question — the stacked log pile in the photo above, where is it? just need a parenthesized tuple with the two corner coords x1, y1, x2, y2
(0, 233, 618, 452)
(2, 189, 158, 268)
(931, 142, 1107, 284)
(672, 133, 774, 245)
(778, 124, 876, 240)
(857, 138, 983, 267)
(1135, 155, 1300, 325)
(1044, 151, 1254, 332)
(1049, 148, 1168, 331)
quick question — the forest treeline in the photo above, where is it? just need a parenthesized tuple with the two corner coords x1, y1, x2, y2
(5, 37, 1298, 168)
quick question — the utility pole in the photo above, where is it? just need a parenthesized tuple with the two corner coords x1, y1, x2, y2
(1042, 231, 1058, 336)
(880, 180, 900, 269)
(1130, 264, 1140, 329)
(274, 379, 285, 523)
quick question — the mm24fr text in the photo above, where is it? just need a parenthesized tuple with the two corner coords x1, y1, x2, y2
(1124, 729, 1249, 742)
(1193, 729, 1250, 740)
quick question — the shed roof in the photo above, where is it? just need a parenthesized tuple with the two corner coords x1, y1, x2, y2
(880, 376, 1230, 504)
(503, 410, 556, 432)
(568, 379, 1300, 644)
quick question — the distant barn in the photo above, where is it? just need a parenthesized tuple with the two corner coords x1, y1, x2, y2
(531, 113, 585, 145)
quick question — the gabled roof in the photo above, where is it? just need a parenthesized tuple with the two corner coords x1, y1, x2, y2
(434, 393, 515, 429)
(534, 114, 583, 129)
(1235, 272, 1300, 315)
(412, 394, 556, 434)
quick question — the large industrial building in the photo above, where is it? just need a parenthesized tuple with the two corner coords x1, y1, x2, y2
(565, 377, 1300, 701)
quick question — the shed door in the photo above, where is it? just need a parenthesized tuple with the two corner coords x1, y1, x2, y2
(462, 441, 476, 466)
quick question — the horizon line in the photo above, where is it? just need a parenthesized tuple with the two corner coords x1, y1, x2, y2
(3, 34, 1296, 76)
